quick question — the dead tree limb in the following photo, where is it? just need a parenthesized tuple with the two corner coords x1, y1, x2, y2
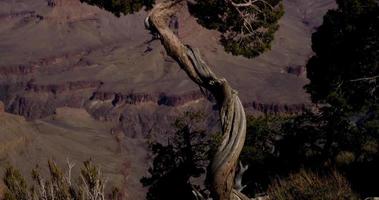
(145, 1, 250, 199)
(234, 162, 249, 192)
(349, 75, 379, 82)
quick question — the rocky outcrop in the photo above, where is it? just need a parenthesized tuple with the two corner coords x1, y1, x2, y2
(2, 80, 102, 119)
(25, 80, 103, 94)
(157, 91, 204, 106)
(2, 83, 311, 120)
(90, 90, 204, 107)
(85, 90, 311, 137)
(284, 65, 306, 77)
(90, 90, 309, 114)
(7, 96, 56, 119)
(0, 50, 93, 77)
(0, 65, 36, 76)
(244, 101, 308, 114)
(90, 92, 157, 105)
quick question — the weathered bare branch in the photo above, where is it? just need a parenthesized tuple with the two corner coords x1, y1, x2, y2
(66, 158, 76, 187)
(349, 75, 379, 82)
(146, 1, 251, 199)
(234, 162, 249, 192)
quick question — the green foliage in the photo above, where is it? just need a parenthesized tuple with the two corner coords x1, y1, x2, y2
(29, 161, 75, 199)
(280, 107, 377, 172)
(239, 115, 294, 196)
(189, 0, 284, 58)
(305, 0, 379, 110)
(3, 166, 29, 200)
(80, 0, 155, 16)
(78, 160, 108, 200)
(268, 169, 358, 200)
(241, 116, 286, 163)
(300, 1, 379, 194)
(241, 107, 379, 196)
(141, 111, 211, 200)
(238, 106, 379, 196)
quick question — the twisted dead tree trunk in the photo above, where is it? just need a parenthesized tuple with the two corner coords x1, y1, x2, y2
(145, 1, 251, 200)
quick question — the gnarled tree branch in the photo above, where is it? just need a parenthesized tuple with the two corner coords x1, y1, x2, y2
(145, 1, 250, 199)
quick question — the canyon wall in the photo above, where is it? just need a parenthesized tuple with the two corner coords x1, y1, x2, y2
(0, 0, 335, 136)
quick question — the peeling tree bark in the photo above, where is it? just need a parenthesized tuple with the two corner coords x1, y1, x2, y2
(145, 1, 250, 200)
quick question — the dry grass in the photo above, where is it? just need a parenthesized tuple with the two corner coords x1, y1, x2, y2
(267, 169, 358, 200)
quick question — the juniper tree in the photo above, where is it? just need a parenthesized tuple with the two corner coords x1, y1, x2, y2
(78, 0, 284, 199)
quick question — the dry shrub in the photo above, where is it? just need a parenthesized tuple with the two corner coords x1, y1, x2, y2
(267, 169, 358, 200)
(2, 159, 120, 200)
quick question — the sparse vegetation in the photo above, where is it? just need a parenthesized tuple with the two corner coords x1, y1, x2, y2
(267, 169, 358, 200)
(2, 160, 119, 200)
